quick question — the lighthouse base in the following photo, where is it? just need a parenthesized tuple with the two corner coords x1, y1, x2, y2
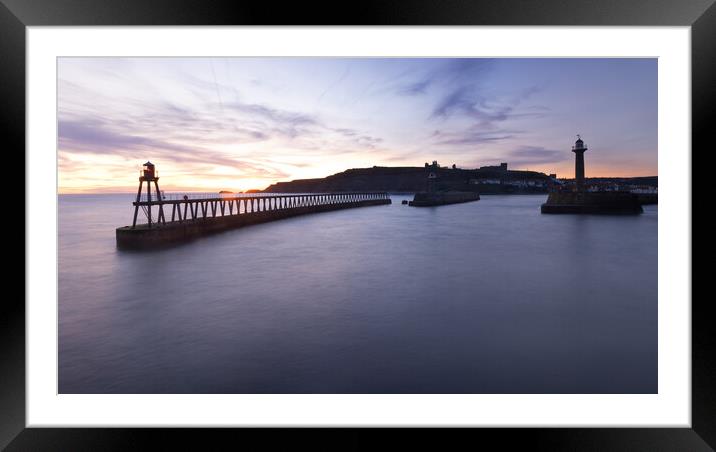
(541, 191, 643, 214)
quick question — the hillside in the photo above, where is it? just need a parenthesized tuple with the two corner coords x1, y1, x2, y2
(263, 166, 554, 194)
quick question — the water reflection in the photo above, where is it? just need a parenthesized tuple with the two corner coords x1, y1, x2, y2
(59, 194, 657, 393)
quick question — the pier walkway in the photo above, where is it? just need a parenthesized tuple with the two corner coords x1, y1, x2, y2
(116, 192, 391, 249)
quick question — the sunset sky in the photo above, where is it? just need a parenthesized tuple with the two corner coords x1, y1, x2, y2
(58, 57, 657, 193)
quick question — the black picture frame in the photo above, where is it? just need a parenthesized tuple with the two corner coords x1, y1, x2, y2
(5, 0, 710, 449)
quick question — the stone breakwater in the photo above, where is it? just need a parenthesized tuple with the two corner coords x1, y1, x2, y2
(408, 191, 480, 207)
(541, 191, 643, 214)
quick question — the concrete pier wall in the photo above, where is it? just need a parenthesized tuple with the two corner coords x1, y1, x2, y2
(541, 191, 643, 214)
(117, 198, 391, 249)
(636, 193, 658, 205)
(408, 191, 480, 207)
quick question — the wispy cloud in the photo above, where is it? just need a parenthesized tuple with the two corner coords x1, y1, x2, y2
(430, 85, 543, 124)
(58, 118, 287, 178)
(317, 63, 352, 103)
(427, 70, 547, 148)
(58, 76, 387, 187)
(506, 146, 566, 166)
(393, 58, 494, 98)
(431, 128, 520, 146)
(397, 79, 431, 96)
(225, 101, 319, 128)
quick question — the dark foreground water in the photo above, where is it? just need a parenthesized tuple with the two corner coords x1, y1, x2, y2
(59, 194, 657, 393)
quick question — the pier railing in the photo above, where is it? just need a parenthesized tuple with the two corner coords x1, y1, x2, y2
(131, 192, 391, 228)
(137, 192, 286, 202)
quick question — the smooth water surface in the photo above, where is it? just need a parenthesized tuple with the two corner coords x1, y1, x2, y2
(59, 194, 657, 393)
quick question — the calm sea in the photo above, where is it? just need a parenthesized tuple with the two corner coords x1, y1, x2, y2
(59, 194, 657, 393)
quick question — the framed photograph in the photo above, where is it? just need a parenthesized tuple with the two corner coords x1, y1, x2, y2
(8, 0, 709, 449)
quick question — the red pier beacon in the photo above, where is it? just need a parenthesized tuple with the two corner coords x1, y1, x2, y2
(132, 161, 166, 228)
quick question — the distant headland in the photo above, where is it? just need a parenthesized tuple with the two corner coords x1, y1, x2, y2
(262, 162, 656, 195)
